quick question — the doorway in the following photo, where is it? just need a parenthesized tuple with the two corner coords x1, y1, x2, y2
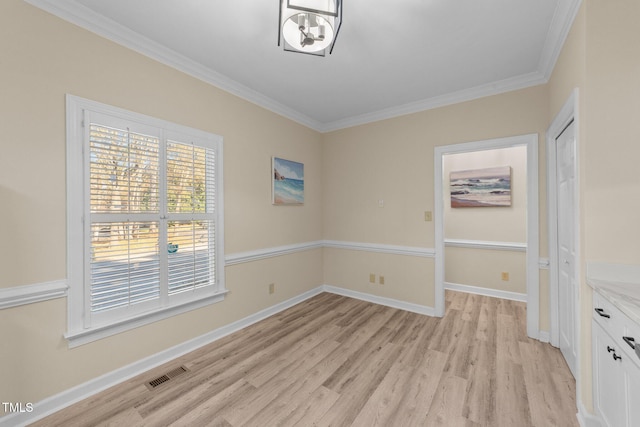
(434, 134, 540, 339)
(547, 89, 580, 379)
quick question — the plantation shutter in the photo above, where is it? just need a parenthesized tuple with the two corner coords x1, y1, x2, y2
(166, 140, 217, 296)
(89, 123, 161, 314)
(66, 96, 225, 345)
(86, 119, 218, 324)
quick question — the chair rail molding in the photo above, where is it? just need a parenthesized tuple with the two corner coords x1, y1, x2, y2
(0, 280, 68, 310)
(444, 238, 527, 252)
(322, 240, 436, 258)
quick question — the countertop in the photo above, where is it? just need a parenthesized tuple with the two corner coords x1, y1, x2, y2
(587, 263, 640, 326)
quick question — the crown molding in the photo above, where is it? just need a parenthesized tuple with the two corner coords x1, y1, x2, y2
(24, 0, 324, 131)
(537, 0, 583, 81)
(319, 70, 548, 132)
(25, 0, 581, 134)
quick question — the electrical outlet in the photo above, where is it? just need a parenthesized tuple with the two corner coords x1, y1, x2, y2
(501, 272, 509, 281)
(369, 273, 376, 283)
(269, 283, 275, 294)
(379, 276, 385, 285)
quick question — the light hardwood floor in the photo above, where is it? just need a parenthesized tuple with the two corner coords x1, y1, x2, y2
(33, 291, 578, 426)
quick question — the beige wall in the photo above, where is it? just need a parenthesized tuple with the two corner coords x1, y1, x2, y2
(444, 147, 527, 242)
(322, 86, 549, 308)
(547, 1, 589, 412)
(445, 247, 527, 294)
(443, 147, 527, 294)
(8, 0, 639, 420)
(0, 0, 323, 404)
(548, 0, 640, 415)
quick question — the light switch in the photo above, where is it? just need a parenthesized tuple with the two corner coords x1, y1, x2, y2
(378, 199, 384, 208)
(424, 211, 432, 221)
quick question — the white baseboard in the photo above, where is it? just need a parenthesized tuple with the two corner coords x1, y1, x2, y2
(444, 281, 527, 302)
(0, 286, 325, 427)
(577, 402, 601, 427)
(322, 284, 435, 316)
(0, 281, 549, 426)
(538, 330, 551, 343)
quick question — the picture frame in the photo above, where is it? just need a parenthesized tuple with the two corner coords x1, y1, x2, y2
(272, 157, 304, 205)
(450, 166, 511, 207)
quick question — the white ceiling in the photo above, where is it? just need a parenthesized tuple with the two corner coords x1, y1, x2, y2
(27, 0, 581, 132)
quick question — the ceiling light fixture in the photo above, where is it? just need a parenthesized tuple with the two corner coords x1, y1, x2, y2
(278, 0, 342, 56)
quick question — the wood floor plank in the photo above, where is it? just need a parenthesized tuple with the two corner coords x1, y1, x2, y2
(316, 342, 404, 427)
(219, 338, 341, 426)
(496, 359, 533, 426)
(424, 375, 476, 427)
(33, 291, 578, 427)
(462, 339, 497, 425)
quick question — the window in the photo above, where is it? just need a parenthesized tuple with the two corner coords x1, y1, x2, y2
(66, 96, 225, 347)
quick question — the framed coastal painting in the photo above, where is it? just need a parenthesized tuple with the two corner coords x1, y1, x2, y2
(272, 157, 304, 205)
(450, 166, 511, 207)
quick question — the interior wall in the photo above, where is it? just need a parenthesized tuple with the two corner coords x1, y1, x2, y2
(443, 147, 527, 295)
(444, 147, 527, 241)
(547, 0, 640, 416)
(322, 86, 549, 312)
(573, 0, 640, 414)
(0, 0, 323, 405)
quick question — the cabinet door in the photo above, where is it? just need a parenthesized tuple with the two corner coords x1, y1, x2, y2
(593, 321, 625, 427)
(625, 357, 640, 427)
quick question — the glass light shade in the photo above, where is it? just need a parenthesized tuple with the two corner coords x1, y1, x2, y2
(281, 12, 335, 53)
(278, 0, 341, 55)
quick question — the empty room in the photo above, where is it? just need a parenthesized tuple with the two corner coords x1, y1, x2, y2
(2, 0, 640, 426)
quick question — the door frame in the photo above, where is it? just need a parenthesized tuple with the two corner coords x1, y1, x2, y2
(546, 89, 580, 355)
(434, 134, 539, 339)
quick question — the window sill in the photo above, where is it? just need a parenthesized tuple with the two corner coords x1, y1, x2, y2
(65, 290, 228, 348)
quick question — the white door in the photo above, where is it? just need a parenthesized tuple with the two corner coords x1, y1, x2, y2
(556, 120, 577, 377)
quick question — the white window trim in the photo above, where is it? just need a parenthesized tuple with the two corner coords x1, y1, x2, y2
(65, 95, 226, 348)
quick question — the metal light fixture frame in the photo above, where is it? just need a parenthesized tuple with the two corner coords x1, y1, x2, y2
(278, 0, 343, 57)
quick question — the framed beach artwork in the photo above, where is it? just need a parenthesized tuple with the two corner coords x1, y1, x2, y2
(450, 166, 511, 207)
(272, 157, 304, 205)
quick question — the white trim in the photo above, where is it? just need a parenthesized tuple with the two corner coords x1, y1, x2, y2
(65, 95, 226, 347)
(24, 0, 581, 134)
(225, 241, 324, 266)
(538, 330, 551, 343)
(24, 0, 323, 132)
(322, 240, 435, 258)
(323, 285, 435, 316)
(577, 401, 601, 427)
(435, 134, 540, 338)
(1, 240, 434, 311)
(322, 72, 547, 132)
(547, 90, 579, 348)
(0, 284, 433, 427)
(444, 238, 526, 252)
(0, 286, 325, 427)
(546, 89, 580, 413)
(444, 282, 527, 302)
(538, 0, 583, 81)
(539, 257, 550, 270)
(0, 280, 68, 310)
(65, 291, 229, 348)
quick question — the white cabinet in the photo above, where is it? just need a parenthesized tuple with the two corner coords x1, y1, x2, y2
(593, 291, 640, 427)
(593, 321, 625, 427)
(627, 359, 640, 426)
